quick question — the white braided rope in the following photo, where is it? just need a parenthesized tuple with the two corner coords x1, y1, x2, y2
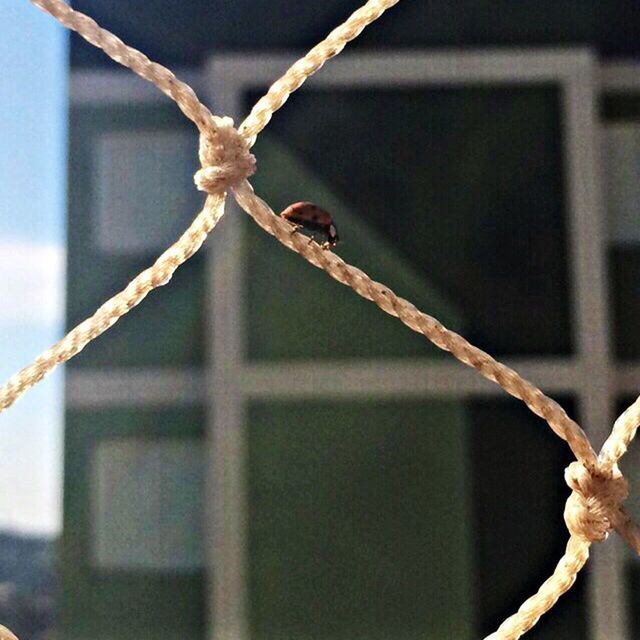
(1, 2, 639, 640)
(0, 193, 225, 411)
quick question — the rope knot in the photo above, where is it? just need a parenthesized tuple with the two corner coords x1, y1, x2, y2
(564, 461, 628, 542)
(194, 116, 256, 194)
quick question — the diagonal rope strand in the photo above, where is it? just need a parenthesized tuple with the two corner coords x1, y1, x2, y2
(239, 0, 402, 144)
(231, 180, 597, 467)
(483, 536, 591, 640)
(230, 179, 640, 638)
(599, 393, 640, 471)
(30, 0, 216, 134)
(0, 194, 225, 412)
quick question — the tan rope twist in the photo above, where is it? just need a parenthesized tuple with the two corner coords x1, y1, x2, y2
(0, 191, 226, 412)
(231, 181, 597, 467)
(3, 1, 640, 639)
(239, 0, 402, 145)
(195, 116, 256, 194)
(0, 625, 19, 640)
(29, 0, 216, 134)
(564, 461, 629, 543)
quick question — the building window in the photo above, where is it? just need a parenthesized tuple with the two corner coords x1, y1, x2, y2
(91, 437, 204, 572)
(94, 129, 200, 254)
(605, 124, 640, 245)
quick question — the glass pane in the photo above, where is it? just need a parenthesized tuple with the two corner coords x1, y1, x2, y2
(62, 407, 205, 640)
(92, 437, 204, 571)
(247, 399, 473, 640)
(94, 129, 200, 254)
(603, 94, 640, 360)
(469, 396, 586, 639)
(247, 85, 572, 360)
(67, 105, 206, 368)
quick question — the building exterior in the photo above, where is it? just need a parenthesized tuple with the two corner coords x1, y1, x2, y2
(63, 4, 640, 640)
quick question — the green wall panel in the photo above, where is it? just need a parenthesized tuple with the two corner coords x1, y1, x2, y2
(67, 105, 206, 368)
(246, 134, 463, 361)
(62, 407, 206, 640)
(247, 400, 473, 640)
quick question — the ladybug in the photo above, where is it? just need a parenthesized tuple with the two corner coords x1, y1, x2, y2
(280, 201, 339, 250)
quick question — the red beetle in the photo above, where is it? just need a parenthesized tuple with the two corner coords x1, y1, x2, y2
(280, 201, 339, 250)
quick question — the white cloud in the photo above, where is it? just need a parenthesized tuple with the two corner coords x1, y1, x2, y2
(0, 239, 65, 325)
(0, 380, 64, 535)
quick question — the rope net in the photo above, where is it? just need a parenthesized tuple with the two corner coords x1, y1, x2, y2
(3, 0, 640, 638)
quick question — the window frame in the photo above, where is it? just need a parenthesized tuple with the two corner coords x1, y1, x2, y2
(205, 49, 613, 640)
(65, 50, 640, 640)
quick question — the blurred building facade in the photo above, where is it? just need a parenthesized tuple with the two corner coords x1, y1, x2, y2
(0, 533, 57, 640)
(63, 3, 640, 640)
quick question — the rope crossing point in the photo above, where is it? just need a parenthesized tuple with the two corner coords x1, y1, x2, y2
(195, 116, 256, 194)
(1, 0, 640, 638)
(565, 461, 629, 543)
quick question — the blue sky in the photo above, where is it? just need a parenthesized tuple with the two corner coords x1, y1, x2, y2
(0, 2, 67, 535)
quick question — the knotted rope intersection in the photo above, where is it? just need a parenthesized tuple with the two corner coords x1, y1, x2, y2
(565, 461, 629, 543)
(2, 0, 640, 638)
(194, 116, 256, 194)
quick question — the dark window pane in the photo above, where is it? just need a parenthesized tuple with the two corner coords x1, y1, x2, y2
(627, 564, 640, 639)
(604, 93, 640, 361)
(602, 94, 640, 122)
(610, 248, 640, 359)
(248, 86, 571, 360)
(470, 396, 586, 639)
